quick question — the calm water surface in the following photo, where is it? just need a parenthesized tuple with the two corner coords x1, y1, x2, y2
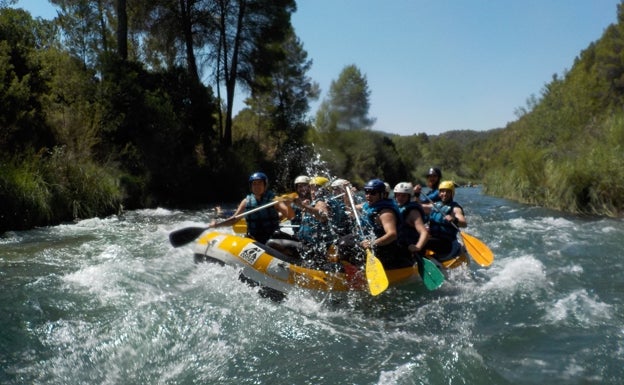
(1, 188, 623, 384)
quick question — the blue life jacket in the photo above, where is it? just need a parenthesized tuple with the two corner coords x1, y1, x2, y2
(361, 198, 412, 269)
(419, 188, 440, 203)
(397, 201, 426, 246)
(327, 197, 352, 237)
(297, 199, 332, 245)
(290, 203, 304, 227)
(428, 200, 462, 241)
(245, 191, 280, 243)
(361, 199, 401, 239)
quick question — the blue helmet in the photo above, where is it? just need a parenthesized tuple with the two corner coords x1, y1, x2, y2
(364, 179, 386, 193)
(249, 172, 268, 185)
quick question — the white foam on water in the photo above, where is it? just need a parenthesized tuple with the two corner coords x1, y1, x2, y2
(478, 254, 546, 293)
(617, 328, 624, 356)
(62, 244, 146, 304)
(556, 263, 584, 276)
(600, 225, 618, 234)
(8, 196, 624, 385)
(133, 207, 176, 216)
(543, 289, 612, 326)
(0, 231, 22, 245)
(508, 216, 576, 233)
(377, 361, 418, 385)
(63, 262, 127, 302)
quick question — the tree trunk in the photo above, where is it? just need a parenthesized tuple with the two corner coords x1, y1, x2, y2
(116, 0, 127, 60)
(222, 0, 246, 147)
(180, 0, 200, 85)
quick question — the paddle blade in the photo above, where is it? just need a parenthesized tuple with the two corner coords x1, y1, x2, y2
(421, 258, 445, 290)
(461, 231, 494, 267)
(365, 250, 389, 296)
(275, 192, 298, 201)
(232, 219, 247, 234)
(169, 227, 208, 248)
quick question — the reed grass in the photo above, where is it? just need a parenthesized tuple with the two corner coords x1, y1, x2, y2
(0, 147, 124, 232)
(484, 114, 624, 217)
(0, 154, 52, 231)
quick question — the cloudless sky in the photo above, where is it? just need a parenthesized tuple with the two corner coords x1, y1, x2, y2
(15, 0, 622, 135)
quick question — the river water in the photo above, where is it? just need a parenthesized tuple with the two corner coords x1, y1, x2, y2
(1, 187, 623, 384)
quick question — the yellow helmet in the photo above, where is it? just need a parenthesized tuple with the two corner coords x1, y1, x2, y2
(439, 180, 455, 193)
(310, 176, 329, 187)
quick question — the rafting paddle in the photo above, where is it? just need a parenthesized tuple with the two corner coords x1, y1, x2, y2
(457, 231, 494, 267)
(345, 186, 389, 296)
(421, 257, 445, 290)
(232, 218, 300, 234)
(168, 193, 297, 248)
(232, 192, 343, 234)
(421, 191, 494, 267)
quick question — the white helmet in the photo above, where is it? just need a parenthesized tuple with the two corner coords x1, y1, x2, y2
(384, 182, 391, 193)
(294, 175, 310, 186)
(330, 178, 349, 188)
(394, 182, 414, 197)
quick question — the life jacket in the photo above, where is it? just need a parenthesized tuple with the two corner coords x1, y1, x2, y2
(327, 197, 352, 237)
(419, 188, 440, 203)
(361, 199, 412, 269)
(297, 198, 332, 245)
(290, 203, 304, 227)
(245, 191, 280, 243)
(397, 201, 426, 246)
(361, 198, 401, 238)
(427, 200, 462, 241)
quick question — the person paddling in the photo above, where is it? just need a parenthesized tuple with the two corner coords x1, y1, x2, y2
(338, 179, 412, 269)
(393, 182, 429, 256)
(209, 172, 291, 244)
(422, 180, 467, 261)
(290, 175, 312, 229)
(268, 176, 334, 266)
(414, 167, 442, 203)
(327, 178, 355, 237)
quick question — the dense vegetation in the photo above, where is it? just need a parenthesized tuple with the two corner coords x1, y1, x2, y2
(478, 6, 624, 216)
(1, 1, 623, 233)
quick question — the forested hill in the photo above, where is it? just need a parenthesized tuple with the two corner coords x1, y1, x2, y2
(1, 3, 622, 233)
(466, 4, 624, 216)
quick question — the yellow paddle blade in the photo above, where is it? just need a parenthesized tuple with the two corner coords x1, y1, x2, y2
(461, 231, 494, 267)
(232, 218, 247, 234)
(275, 192, 298, 201)
(365, 250, 389, 296)
(232, 217, 289, 234)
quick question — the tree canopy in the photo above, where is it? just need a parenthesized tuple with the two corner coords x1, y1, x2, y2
(315, 64, 375, 133)
(2, 1, 624, 234)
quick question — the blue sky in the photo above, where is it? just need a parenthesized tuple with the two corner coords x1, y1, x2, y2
(15, 0, 622, 135)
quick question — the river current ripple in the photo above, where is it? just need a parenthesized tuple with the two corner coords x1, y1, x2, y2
(1, 188, 623, 384)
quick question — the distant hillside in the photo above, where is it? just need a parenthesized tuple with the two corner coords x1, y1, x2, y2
(388, 5, 624, 217)
(470, 5, 624, 216)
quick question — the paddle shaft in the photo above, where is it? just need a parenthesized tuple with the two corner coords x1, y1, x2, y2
(346, 186, 389, 296)
(214, 199, 280, 227)
(169, 195, 288, 247)
(345, 187, 364, 237)
(420, 191, 463, 232)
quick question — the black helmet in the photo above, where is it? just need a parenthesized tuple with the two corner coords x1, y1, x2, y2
(426, 167, 442, 178)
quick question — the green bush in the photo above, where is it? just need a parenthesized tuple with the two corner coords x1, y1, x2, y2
(0, 148, 124, 232)
(43, 146, 123, 220)
(0, 154, 52, 231)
